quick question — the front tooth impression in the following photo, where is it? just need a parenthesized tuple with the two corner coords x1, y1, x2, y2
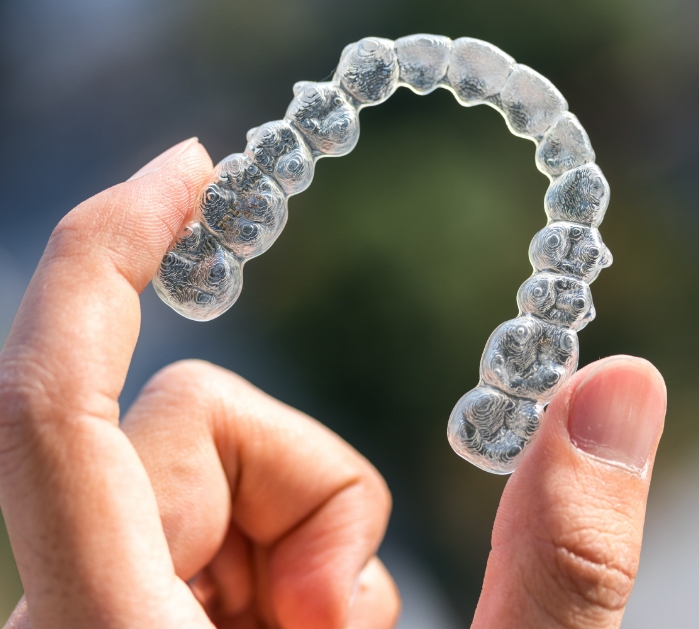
(395, 34, 452, 95)
(446, 37, 515, 105)
(500, 64, 568, 139)
(335, 37, 400, 105)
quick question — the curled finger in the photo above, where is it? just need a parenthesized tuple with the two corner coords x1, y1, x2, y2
(122, 359, 394, 629)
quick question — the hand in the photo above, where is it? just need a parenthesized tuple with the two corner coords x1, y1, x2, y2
(0, 139, 666, 629)
(0, 139, 396, 629)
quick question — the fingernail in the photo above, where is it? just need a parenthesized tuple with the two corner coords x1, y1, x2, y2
(129, 137, 199, 180)
(568, 358, 666, 471)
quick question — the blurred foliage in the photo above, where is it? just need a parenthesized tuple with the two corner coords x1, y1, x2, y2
(2, 0, 699, 624)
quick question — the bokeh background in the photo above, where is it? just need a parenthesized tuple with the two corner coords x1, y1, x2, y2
(1, 0, 699, 626)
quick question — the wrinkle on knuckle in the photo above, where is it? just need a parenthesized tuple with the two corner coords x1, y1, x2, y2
(46, 218, 90, 261)
(540, 524, 637, 619)
(0, 355, 57, 417)
(555, 546, 634, 612)
(0, 363, 54, 475)
(0, 355, 119, 473)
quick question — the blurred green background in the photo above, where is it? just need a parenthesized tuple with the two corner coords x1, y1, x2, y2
(1, 0, 699, 626)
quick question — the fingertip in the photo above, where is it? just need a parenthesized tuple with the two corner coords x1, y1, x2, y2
(53, 138, 216, 292)
(161, 139, 215, 197)
(577, 355, 667, 404)
(346, 558, 401, 629)
(128, 137, 202, 180)
(52, 138, 214, 274)
(124, 138, 214, 235)
(567, 356, 666, 473)
(525, 355, 666, 476)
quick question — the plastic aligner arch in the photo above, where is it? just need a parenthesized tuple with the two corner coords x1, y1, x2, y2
(152, 34, 612, 475)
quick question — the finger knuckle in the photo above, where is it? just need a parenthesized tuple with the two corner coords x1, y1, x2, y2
(0, 358, 54, 472)
(363, 460, 392, 516)
(148, 359, 213, 388)
(0, 354, 119, 478)
(341, 458, 392, 539)
(0, 391, 32, 473)
(144, 359, 232, 398)
(49, 200, 108, 253)
(542, 524, 637, 618)
(137, 360, 252, 431)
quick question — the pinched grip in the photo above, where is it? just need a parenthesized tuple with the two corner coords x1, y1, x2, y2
(153, 35, 612, 474)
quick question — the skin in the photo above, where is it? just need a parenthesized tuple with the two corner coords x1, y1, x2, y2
(0, 139, 666, 629)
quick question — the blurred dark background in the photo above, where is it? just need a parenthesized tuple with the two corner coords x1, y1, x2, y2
(2, 0, 699, 626)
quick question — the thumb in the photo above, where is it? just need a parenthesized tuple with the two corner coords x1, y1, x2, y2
(473, 356, 666, 629)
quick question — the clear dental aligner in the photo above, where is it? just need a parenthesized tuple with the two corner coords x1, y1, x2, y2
(152, 34, 612, 474)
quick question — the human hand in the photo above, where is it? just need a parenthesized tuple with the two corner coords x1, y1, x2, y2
(0, 139, 396, 629)
(0, 139, 666, 629)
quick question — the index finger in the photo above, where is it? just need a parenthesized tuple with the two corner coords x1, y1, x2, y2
(1, 137, 212, 415)
(0, 139, 215, 627)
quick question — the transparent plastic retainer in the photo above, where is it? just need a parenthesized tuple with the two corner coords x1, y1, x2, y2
(152, 35, 612, 475)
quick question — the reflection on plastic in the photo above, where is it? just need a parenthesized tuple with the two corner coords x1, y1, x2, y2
(152, 35, 611, 474)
